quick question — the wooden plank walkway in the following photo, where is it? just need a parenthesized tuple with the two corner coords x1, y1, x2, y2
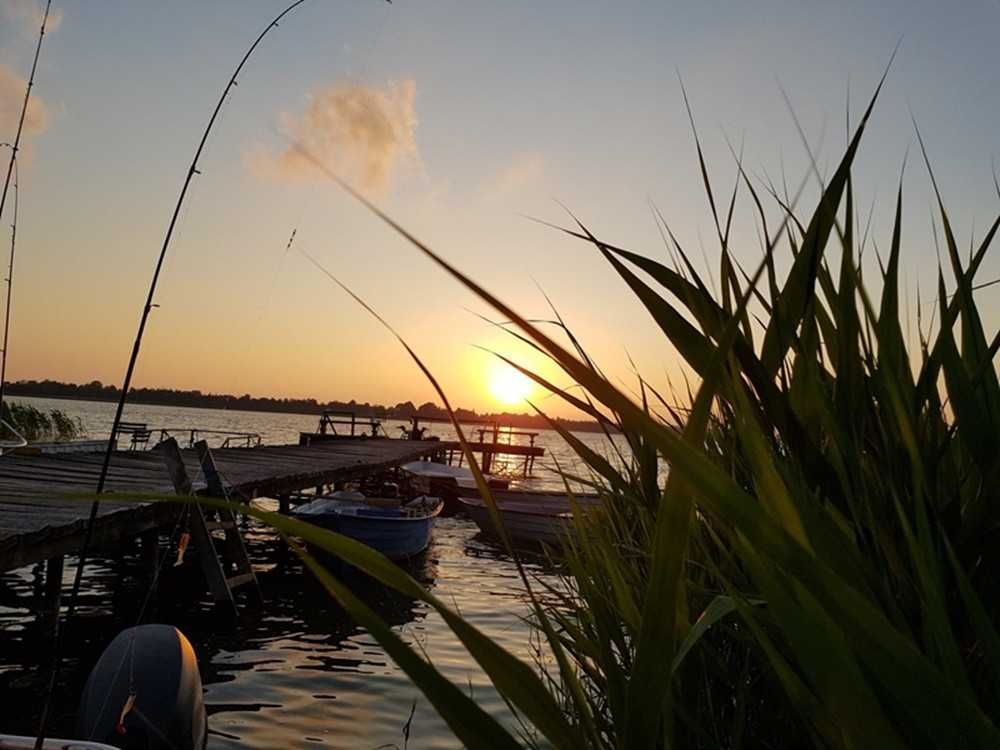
(0, 439, 446, 573)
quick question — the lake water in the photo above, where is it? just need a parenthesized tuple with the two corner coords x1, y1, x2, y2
(0, 396, 618, 748)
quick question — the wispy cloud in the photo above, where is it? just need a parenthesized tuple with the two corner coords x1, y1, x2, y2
(0, 0, 60, 163)
(0, 63, 49, 160)
(247, 80, 418, 194)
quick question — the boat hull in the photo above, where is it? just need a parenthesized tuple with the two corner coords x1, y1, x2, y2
(325, 511, 436, 559)
(458, 486, 601, 509)
(401, 461, 510, 515)
(460, 497, 587, 547)
(295, 498, 442, 560)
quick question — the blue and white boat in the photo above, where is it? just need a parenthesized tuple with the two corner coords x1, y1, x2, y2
(294, 491, 443, 560)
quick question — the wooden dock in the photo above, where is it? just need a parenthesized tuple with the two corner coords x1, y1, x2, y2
(0, 439, 445, 573)
(442, 442, 544, 473)
(305, 415, 548, 477)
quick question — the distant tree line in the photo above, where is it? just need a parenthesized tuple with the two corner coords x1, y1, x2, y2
(5, 379, 609, 433)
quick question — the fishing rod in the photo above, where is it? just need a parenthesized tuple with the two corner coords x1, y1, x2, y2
(0, 0, 51, 234)
(0, 149, 17, 410)
(0, 146, 26, 452)
(0, 0, 52, 444)
(34, 2, 314, 745)
(92, 0, 311, 493)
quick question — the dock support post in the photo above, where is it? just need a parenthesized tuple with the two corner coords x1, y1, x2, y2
(159, 437, 262, 615)
(278, 495, 290, 514)
(160, 439, 237, 616)
(194, 440, 264, 609)
(30, 560, 44, 602)
(39, 555, 64, 638)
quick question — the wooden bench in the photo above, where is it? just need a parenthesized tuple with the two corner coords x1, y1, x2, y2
(115, 421, 152, 450)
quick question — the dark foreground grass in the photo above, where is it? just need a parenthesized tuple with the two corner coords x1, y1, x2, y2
(280, 78, 1000, 749)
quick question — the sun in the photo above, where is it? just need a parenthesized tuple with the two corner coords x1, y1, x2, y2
(488, 363, 535, 405)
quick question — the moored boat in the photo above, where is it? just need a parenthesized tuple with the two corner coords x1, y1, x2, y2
(400, 460, 509, 514)
(459, 491, 602, 547)
(457, 485, 602, 509)
(294, 492, 443, 560)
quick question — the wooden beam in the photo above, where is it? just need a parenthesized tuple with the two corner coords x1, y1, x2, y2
(160, 438, 238, 614)
(193, 439, 226, 497)
(38, 555, 63, 638)
(194, 440, 262, 606)
(0, 502, 172, 572)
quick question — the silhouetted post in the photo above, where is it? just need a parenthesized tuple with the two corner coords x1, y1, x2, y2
(39, 556, 63, 639)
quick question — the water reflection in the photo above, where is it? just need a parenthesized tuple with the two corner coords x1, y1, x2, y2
(1, 517, 545, 749)
(159, 518, 442, 748)
(0, 397, 597, 747)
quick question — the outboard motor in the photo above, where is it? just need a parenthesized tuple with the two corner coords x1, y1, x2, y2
(76, 624, 207, 750)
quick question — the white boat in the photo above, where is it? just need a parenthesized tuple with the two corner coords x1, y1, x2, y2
(458, 492, 601, 547)
(458, 486, 602, 509)
(401, 461, 510, 514)
(401, 460, 509, 489)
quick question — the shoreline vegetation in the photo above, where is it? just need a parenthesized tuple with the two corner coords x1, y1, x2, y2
(4, 378, 609, 433)
(0, 401, 84, 443)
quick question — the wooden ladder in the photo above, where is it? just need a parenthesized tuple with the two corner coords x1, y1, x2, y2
(159, 437, 262, 613)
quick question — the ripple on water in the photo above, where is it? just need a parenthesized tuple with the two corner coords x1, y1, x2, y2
(1, 399, 613, 747)
(1, 517, 558, 749)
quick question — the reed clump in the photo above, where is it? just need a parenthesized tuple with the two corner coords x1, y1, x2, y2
(1, 401, 84, 442)
(168, 80, 1000, 749)
(506, 85, 1000, 747)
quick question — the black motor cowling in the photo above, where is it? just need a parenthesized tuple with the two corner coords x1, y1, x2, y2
(76, 624, 207, 750)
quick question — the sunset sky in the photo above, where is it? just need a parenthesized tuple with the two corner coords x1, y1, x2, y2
(0, 0, 998, 416)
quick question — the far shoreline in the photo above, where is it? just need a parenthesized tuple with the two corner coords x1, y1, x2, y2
(9, 390, 613, 434)
(14, 391, 319, 418)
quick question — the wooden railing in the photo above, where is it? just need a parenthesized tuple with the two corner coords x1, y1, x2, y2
(155, 427, 262, 449)
(317, 410, 385, 438)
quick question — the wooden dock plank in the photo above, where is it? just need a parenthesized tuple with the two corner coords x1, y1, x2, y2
(0, 439, 446, 572)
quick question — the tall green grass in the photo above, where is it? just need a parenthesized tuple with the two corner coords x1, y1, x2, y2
(515, 86, 1000, 746)
(289, 78, 1000, 748)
